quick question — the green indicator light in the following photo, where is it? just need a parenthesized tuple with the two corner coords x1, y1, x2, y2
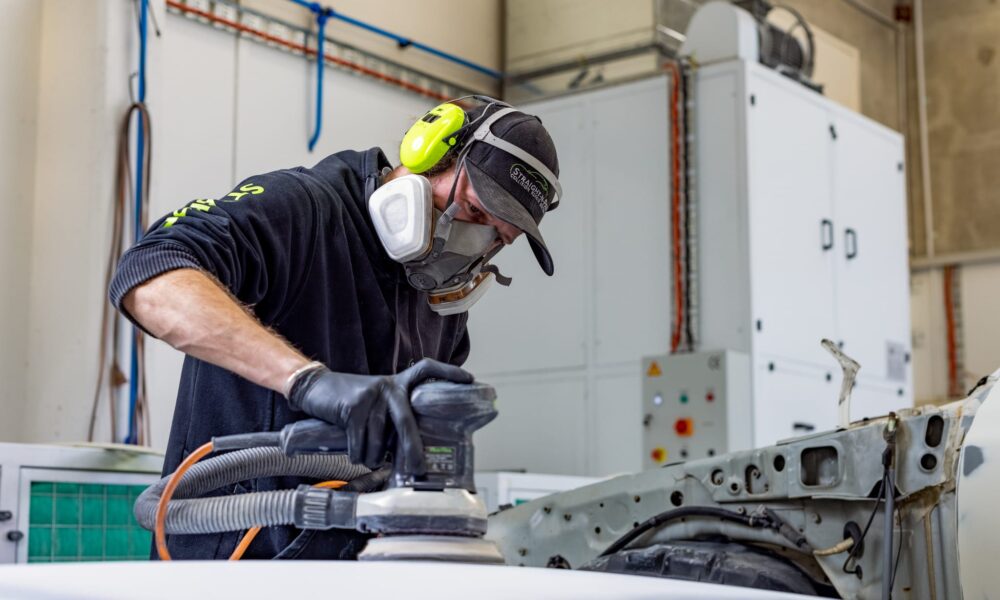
(680, 393, 689, 404)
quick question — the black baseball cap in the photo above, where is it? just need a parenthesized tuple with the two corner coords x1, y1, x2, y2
(460, 104, 561, 276)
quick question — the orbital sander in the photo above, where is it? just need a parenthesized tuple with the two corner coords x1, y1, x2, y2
(304, 380, 503, 563)
(139, 381, 503, 563)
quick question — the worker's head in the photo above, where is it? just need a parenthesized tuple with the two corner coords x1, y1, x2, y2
(416, 101, 561, 276)
(372, 97, 561, 315)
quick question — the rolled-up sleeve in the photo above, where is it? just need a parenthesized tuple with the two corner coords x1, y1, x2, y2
(109, 171, 319, 329)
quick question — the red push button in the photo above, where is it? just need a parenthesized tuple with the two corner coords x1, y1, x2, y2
(674, 418, 694, 437)
(650, 447, 667, 463)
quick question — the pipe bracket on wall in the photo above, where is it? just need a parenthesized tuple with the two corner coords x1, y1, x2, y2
(288, 0, 503, 151)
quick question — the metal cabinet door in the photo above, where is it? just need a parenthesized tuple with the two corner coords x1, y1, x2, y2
(745, 71, 838, 367)
(830, 114, 911, 391)
(591, 78, 671, 366)
(851, 380, 909, 422)
(752, 357, 839, 447)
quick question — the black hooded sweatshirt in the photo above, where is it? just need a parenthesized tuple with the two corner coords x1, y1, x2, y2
(109, 148, 470, 560)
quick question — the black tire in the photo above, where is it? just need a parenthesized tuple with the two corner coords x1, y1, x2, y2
(580, 539, 838, 597)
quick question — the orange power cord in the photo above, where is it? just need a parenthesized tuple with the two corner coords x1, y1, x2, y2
(155, 441, 349, 561)
(156, 441, 215, 560)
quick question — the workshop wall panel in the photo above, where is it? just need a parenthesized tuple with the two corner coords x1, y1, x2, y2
(233, 39, 429, 182)
(467, 76, 672, 476)
(591, 79, 671, 366)
(592, 372, 643, 475)
(0, 0, 43, 443)
(474, 377, 588, 476)
(24, 1, 132, 445)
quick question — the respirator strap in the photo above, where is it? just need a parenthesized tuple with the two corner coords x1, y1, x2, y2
(434, 144, 475, 244)
(482, 264, 512, 287)
(433, 202, 463, 246)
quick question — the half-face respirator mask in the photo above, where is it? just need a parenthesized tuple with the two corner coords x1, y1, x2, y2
(368, 174, 508, 316)
(368, 96, 561, 316)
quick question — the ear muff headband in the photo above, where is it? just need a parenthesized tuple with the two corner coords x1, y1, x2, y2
(400, 96, 511, 174)
(400, 102, 467, 174)
(400, 98, 561, 210)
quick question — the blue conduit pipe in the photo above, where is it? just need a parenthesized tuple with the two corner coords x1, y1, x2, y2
(293, 1, 333, 152)
(127, 0, 150, 445)
(289, 0, 502, 150)
(287, 0, 502, 78)
(325, 10, 503, 80)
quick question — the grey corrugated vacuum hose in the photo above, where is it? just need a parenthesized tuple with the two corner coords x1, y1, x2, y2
(135, 447, 369, 535)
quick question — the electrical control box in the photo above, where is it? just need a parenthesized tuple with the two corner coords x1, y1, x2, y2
(641, 351, 751, 469)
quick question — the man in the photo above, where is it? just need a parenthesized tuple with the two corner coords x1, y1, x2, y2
(110, 97, 561, 559)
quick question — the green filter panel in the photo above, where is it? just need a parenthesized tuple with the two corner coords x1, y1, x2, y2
(27, 481, 152, 562)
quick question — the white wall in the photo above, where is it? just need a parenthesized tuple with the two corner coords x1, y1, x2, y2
(7, 0, 490, 448)
(25, 1, 142, 443)
(0, 0, 43, 443)
(242, 0, 503, 94)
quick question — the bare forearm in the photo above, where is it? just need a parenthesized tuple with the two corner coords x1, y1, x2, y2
(123, 268, 309, 394)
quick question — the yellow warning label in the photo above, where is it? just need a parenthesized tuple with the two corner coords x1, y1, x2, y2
(647, 361, 662, 377)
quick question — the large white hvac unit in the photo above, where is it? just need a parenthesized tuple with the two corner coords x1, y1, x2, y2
(683, 0, 912, 451)
(471, 3, 910, 477)
(690, 57, 911, 447)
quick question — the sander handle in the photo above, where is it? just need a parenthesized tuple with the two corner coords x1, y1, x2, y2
(279, 418, 349, 455)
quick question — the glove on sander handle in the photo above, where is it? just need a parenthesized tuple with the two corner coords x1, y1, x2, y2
(393, 380, 497, 491)
(279, 381, 497, 493)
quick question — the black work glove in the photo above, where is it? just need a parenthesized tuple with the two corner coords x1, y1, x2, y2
(286, 359, 474, 473)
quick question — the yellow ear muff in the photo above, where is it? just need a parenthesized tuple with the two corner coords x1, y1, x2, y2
(400, 102, 466, 173)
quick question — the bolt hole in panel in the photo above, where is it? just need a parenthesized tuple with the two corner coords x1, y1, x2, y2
(744, 465, 767, 494)
(773, 454, 786, 472)
(800, 446, 840, 487)
(670, 491, 684, 507)
(919, 453, 938, 471)
(711, 469, 725, 486)
(925, 415, 945, 448)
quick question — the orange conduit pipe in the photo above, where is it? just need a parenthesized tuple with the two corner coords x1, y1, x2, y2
(665, 61, 684, 353)
(228, 480, 347, 560)
(944, 265, 961, 397)
(164, 0, 451, 102)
